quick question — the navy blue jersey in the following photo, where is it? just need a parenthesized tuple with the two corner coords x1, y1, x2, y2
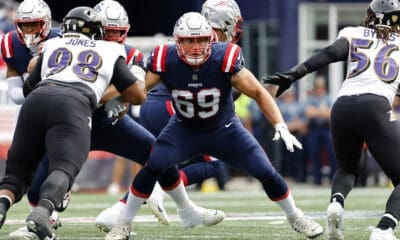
(1, 28, 60, 76)
(147, 42, 244, 129)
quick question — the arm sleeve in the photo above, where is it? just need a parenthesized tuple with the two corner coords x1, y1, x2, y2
(23, 55, 43, 97)
(111, 57, 139, 93)
(302, 37, 349, 74)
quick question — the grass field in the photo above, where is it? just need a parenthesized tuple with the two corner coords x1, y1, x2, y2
(0, 183, 395, 239)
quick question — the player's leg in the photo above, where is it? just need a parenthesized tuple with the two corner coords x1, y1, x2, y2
(0, 95, 46, 230)
(328, 97, 366, 240)
(92, 113, 170, 228)
(208, 117, 323, 239)
(362, 96, 400, 239)
(25, 90, 92, 240)
(105, 118, 224, 240)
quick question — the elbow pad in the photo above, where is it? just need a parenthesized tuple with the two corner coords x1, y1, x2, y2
(7, 76, 25, 105)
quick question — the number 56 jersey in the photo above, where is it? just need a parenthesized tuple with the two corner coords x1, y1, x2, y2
(40, 35, 126, 104)
(337, 26, 400, 104)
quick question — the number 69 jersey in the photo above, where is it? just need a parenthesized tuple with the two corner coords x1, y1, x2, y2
(147, 42, 244, 129)
(337, 26, 400, 104)
(40, 35, 126, 104)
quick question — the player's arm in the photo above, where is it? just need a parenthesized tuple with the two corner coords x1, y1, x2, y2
(111, 57, 146, 105)
(232, 68, 303, 152)
(232, 68, 284, 126)
(23, 55, 43, 97)
(263, 37, 349, 97)
(145, 70, 162, 91)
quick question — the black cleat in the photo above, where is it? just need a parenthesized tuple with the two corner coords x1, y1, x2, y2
(26, 206, 57, 240)
(0, 203, 7, 229)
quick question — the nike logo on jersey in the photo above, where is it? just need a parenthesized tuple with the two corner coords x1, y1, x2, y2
(225, 121, 233, 128)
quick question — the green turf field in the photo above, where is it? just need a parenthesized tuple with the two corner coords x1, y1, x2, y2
(0, 184, 394, 239)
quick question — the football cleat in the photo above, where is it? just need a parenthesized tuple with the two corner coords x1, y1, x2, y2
(177, 200, 225, 228)
(104, 219, 132, 240)
(26, 206, 56, 240)
(95, 201, 125, 233)
(326, 201, 344, 240)
(7, 226, 39, 240)
(369, 226, 399, 240)
(0, 202, 7, 229)
(146, 183, 170, 225)
(287, 208, 323, 239)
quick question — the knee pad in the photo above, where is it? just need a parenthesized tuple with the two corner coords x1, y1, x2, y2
(0, 173, 29, 203)
(40, 170, 70, 212)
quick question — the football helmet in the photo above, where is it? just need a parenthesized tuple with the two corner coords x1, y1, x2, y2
(61, 6, 104, 40)
(94, 0, 130, 43)
(201, 0, 243, 43)
(173, 12, 213, 67)
(14, 0, 51, 49)
(366, 0, 400, 28)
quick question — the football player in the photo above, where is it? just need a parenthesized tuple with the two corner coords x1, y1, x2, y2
(264, 0, 400, 239)
(0, 6, 146, 239)
(96, 0, 244, 232)
(105, 12, 323, 240)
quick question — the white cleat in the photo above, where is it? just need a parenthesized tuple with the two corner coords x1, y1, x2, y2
(104, 219, 132, 240)
(287, 208, 323, 239)
(7, 226, 39, 240)
(369, 227, 399, 240)
(178, 201, 225, 228)
(95, 201, 125, 233)
(326, 201, 344, 240)
(146, 182, 170, 225)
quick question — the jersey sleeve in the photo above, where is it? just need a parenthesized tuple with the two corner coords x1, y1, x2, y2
(125, 45, 145, 69)
(1, 31, 14, 62)
(221, 43, 244, 75)
(337, 27, 353, 41)
(146, 44, 168, 73)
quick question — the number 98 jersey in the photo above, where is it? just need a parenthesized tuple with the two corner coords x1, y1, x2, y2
(40, 35, 126, 104)
(337, 26, 400, 104)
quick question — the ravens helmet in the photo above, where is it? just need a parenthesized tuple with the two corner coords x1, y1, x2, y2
(61, 6, 104, 40)
(365, 0, 400, 28)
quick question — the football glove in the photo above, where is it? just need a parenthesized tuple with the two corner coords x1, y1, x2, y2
(273, 123, 303, 152)
(263, 69, 297, 98)
(263, 64, 307, 98)
(104, 96, 127, 125)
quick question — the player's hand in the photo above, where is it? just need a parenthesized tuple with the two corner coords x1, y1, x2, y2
(273, 123, 303, 152)
(104, 96, 127, 125)
(262, 70, 297, 97)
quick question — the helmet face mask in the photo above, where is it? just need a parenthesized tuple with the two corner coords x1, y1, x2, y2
(14, 0, 51, 49)
(366, 0, 400, 28)
(94, 0, 130, 43)
(173, 12, 213, 67)
(62, 6, 104, 40)
(201, 0, 243, 43)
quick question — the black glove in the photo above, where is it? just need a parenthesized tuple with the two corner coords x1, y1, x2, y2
(263, 70, 297, 97)
(262, 64, 307, 97)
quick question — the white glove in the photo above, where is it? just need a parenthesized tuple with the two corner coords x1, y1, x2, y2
(273, 123, 303, 152)
(104, 96, 127, 125)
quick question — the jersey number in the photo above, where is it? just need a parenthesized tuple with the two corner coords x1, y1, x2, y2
(172, 88, 220, 119)
(349, 38, 399, 83)
(46, 47, 102, 82)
